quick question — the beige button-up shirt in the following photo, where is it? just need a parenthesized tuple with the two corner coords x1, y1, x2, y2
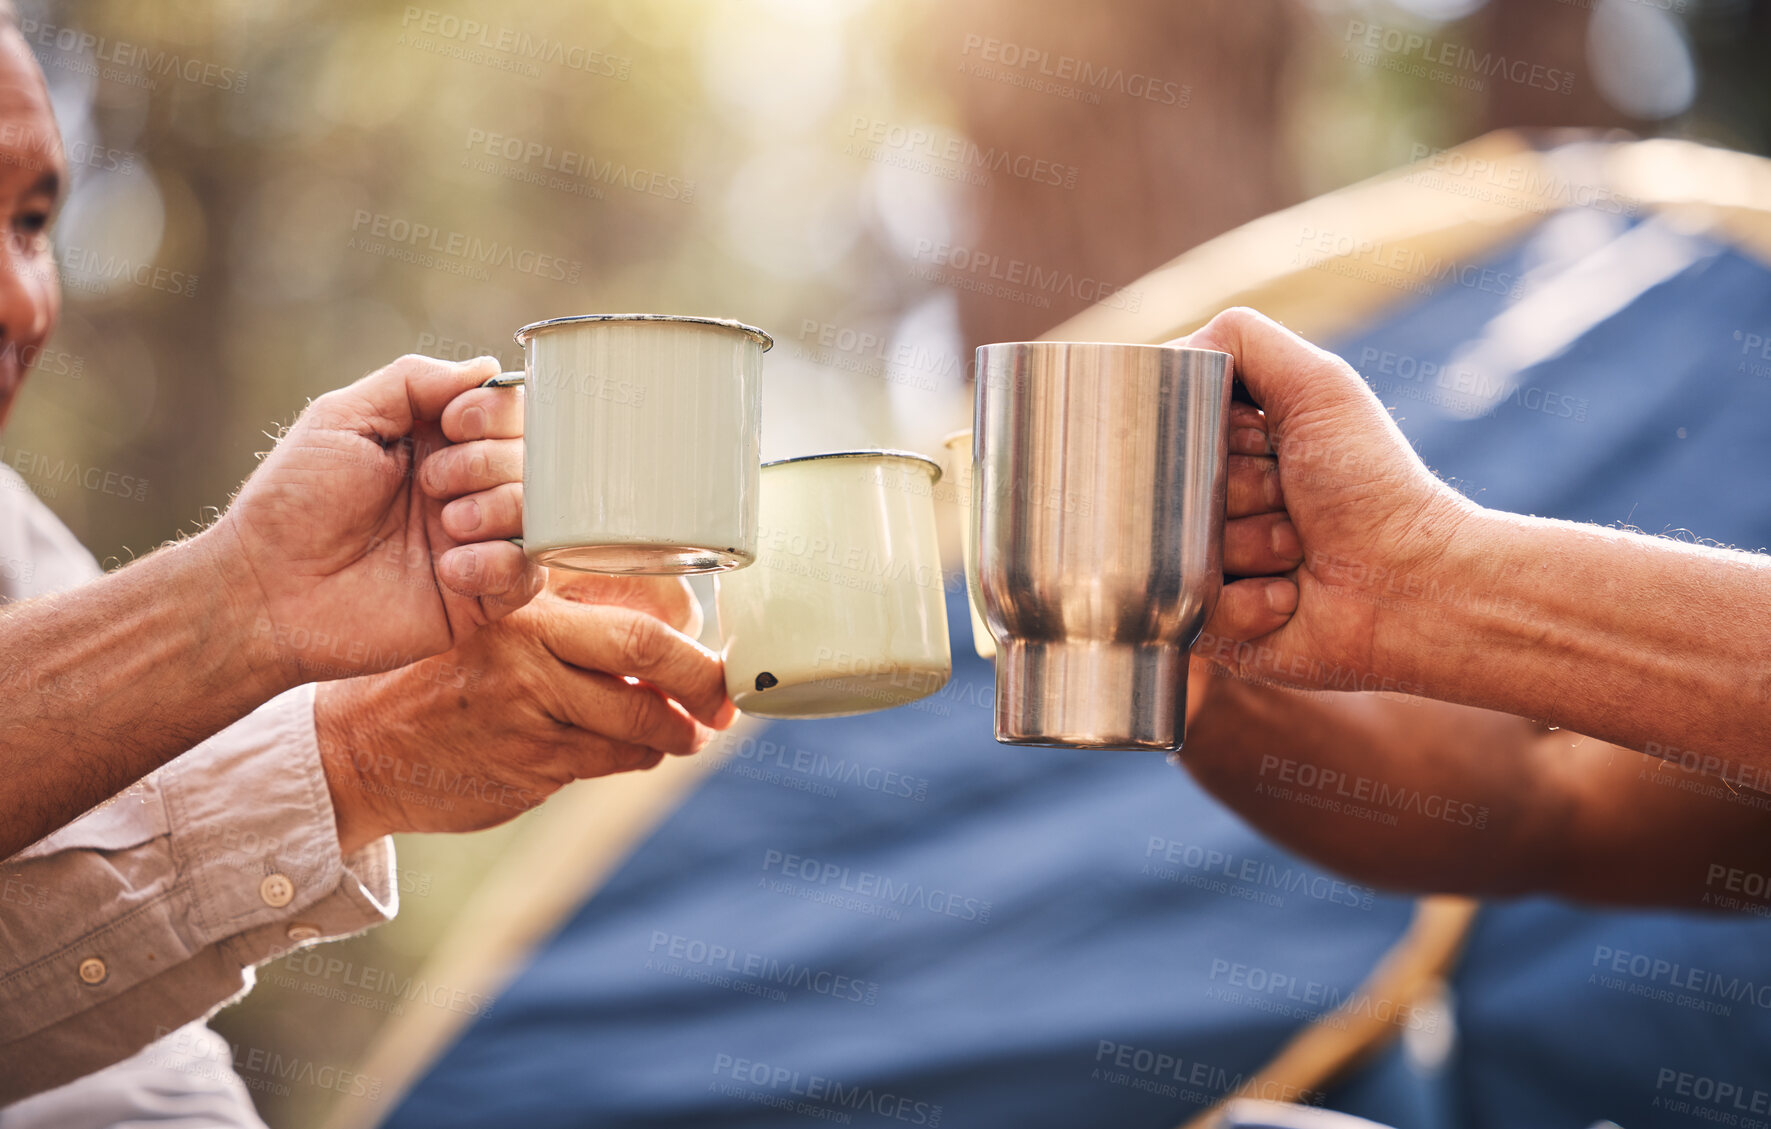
(0, 465, 398, 1105)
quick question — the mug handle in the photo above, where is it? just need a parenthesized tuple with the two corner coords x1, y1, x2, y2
(478, 371, 526, 548)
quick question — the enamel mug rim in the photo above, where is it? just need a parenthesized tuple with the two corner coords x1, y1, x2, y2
(761, 448, 942, 479)
(514, 313, 774, 351)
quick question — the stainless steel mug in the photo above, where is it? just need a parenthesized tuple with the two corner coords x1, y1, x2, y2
(973, 341, 1233, 750)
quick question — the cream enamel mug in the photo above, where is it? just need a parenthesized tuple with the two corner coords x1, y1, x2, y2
(714, 450, 952, 719)
(484, 314, 771, 574)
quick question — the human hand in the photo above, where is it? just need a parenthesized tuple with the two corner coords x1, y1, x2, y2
(314, 570, 734, 853)
(208, 354, 543, 688)
(1173, 308, 1475, 692)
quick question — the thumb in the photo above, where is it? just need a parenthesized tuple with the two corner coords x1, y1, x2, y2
(344, 354, 504, 443)
(1170, 307, 1377, 427)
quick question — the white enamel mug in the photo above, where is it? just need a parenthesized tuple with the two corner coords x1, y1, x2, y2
(714, 450, 952, 719)
(484, 314, 771, 574)
(941, 428, 996, 660)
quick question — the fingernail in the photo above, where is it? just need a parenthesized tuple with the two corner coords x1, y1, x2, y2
(450, 497, 482, 533)
(461, 405, 487, 440)
(452, 546, 479, 582)
(1265, 580, 1298, 615)
(423, 457, 446, 494)
(1269, 519, 1302, 561)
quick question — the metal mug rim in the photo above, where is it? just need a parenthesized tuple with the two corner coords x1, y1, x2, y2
(761, 448, 943, 483)
(513, 314, 774, 352)
(979, 340, 1232, 362)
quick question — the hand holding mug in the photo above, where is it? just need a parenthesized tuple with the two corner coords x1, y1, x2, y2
(1172, 308, 1474, 690)
(214, 353, 544, 685)
(316, 569, 735, 853)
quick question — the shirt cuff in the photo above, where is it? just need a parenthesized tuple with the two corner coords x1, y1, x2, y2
(165, 682, 399, 960)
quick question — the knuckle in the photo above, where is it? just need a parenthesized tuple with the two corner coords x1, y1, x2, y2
(617, 611, 664, 670)
(616, 688, 659, 740)
(423, 450, 455, 489)
(691, 659, 724, 708)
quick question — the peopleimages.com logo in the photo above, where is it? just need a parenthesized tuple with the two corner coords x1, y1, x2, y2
(348, 211, 582, 283)
(1142, 835, 1377, 910)
(846, 115, 1079, 189)
(1653, 1068, 1771, 1123)
(646, 931, 881, 1006)
(759, 849, 993, 923)
(1591, 945, 1771, 1014)
(17, 18, 248, 93)
(1344, 20, 1575, 94)
(710, 1054, 943, 1126)
(958, 35, 1191, 108)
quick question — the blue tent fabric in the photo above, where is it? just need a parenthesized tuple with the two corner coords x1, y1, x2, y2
(390, 203, 1771, 1129)
(388, 618, 1419, 1129)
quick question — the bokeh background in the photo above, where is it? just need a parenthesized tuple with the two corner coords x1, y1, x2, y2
(5, 0, 1766, 1125)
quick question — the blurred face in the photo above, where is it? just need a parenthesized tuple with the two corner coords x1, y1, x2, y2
(0, 25, 60, 430)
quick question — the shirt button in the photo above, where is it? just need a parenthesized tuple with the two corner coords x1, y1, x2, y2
(259, 874, 295, 908)
(286, 923, 321, 943)
(78, 957, 107, 985)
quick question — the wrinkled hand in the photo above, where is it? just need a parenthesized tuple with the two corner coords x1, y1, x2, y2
(314, 571, 736, 852)
(213, 354, 542, 686)
(1175, 308, 1474, 692)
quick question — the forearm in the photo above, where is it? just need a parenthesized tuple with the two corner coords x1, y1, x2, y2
(0, 527, 287, 857)
(1384, 509, 1771, 765)
(1184, 668, 1771, 908)
(1530, 732, 1771, 910)
(1180, 669, 1550, 896)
